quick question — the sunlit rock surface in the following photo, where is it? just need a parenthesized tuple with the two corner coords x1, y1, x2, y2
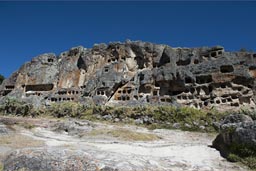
(1, 41, 256, 110)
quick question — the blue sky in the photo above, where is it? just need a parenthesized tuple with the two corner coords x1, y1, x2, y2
(0, 1, 256, 77)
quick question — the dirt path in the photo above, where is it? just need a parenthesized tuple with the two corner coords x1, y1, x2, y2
(18, 121, 246, 171)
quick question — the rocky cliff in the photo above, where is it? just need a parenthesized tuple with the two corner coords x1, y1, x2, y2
(1, 41, 256, 110)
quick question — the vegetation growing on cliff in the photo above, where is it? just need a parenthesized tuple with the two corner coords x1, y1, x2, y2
(0, 99, 229, 132)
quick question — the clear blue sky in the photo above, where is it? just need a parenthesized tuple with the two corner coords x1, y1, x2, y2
(0, 1, 256, 77)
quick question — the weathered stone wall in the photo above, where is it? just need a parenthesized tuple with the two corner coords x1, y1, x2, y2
(1, 41, 255, 111)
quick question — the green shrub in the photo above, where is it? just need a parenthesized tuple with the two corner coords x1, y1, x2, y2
(240, 108, 256, 120)
(47, 102, 84, 118)
(227, 153, 241, 162)
(0, 98, 32, 116)
(242, 156, 256, 169)
(227, 143, 256, 169)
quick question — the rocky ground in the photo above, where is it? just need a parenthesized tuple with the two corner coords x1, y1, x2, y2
(0, 116, 248, 171)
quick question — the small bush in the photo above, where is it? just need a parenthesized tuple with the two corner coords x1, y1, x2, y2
(227, 143, 256, 169)
(227, 153, 241, 162)
(240, 108, 256, 120)
(47, 102, 84, 118)
(88, 128, 160, 141)
(242, 156, 256, 169)
(0, 98, 32, 116)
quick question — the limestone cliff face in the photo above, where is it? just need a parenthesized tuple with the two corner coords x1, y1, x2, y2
(1, 41, 256, 110)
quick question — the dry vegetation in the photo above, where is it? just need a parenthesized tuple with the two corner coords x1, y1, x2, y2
(88, 128, 160, 141)
(0, 134, 44, 149)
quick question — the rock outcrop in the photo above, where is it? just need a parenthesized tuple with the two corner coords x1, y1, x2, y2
(3, 148, 117, 171)
(212, 114, 256, 158)
(52, 119, 93, 136)
(1, 41, 256, 110)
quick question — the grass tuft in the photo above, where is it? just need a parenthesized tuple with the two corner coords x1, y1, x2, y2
(88, 128, 160, 141)
(0, 134, 44, 148)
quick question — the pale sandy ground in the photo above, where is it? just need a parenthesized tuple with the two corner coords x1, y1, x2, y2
(18, 122, 247, 171)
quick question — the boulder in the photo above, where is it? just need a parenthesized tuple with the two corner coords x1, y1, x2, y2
(212, 114, 256, 157)
(52, 119, 93, 136)
(3, 148, 117, 171)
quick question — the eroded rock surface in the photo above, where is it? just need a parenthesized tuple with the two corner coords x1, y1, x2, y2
(3, 148, 117, 171)
(1, 118, 246, 171)
(52, 119, 94, 136)
(212, 114, 256, 158)
(1, 41, 256, 110)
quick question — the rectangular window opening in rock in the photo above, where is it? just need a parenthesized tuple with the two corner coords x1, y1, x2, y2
(166, 98, 171, 102)
(190, 88, 195, 94)
(196, 75, 212, 84)
(194, 59, 199, 64)
(25, 84, 54, 92)
(210, 51, 217, 57)
(221, 99, 227, 103)
(127, 89, 132, 94)
(199, 103, 203, 108)
(104, 67, 109, 73)
(227, 98, 232, 102)
(242, 89, 249, 95)
(185, 77, 193, 84)
(176, 58, 191, 66)
(160, 98, 165, 102)
(220, 65, 234, 73)
(231, 95, 238, 99)
(171, 91, 183, 96)
(138, 85, 151, 94)
(5, 85, 15, 90)
(48, 58, 54, 62)
(153, 90, 158, 96)
(188, 95, 193, 99)
(231, 102, 239, 107)
(220, 84, 226, 88)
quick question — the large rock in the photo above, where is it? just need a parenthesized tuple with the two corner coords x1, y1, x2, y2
(3, 148, 117, 171)
(52, 119, 93, 136)
(0, 41, 256, 111)
(212, 114, 256, 157)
